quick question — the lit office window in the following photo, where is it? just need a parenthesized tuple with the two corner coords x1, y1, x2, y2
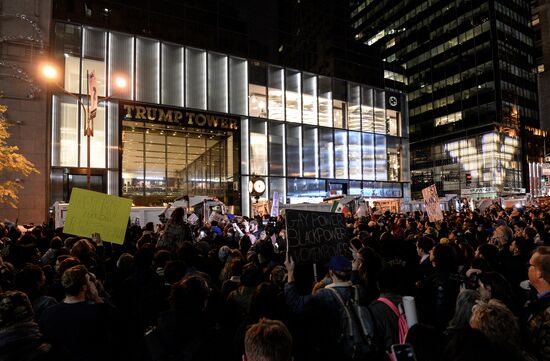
(318, 76, 333, 127)
(303, 73, 318, 125)
(185, 48, 207, 110)
(361, 86, 374, 133)
(348, 83, 361, 130)
(249, 62, 267, 118)
(286, 69, 301, 122)
(108, 32, 134, 99)
(208, 52, 228, 113)
(136, 38, 160, 103)
(229, 57, 248, 115)
(162, 43, 184, 107)
(268, 66, 285, 120)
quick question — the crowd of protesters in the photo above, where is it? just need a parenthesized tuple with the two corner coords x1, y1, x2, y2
(0, 200, 549, 361)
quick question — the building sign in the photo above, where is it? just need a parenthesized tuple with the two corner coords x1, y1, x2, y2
(120, 101, 239, 131)
(385, 92, 401, 110)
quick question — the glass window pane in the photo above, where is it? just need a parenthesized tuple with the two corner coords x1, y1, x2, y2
(185, 48, 207, 109)
(361, 86, 374, 132)
(79, 100, 106, 168)
(107, 101, 119, 169)
(335, 130, 348, 179)
(122, 120, 145, 199)
(229, 57, 248, 115)
(349, 131, 361, 180)
(362, 133, 375, 180)
(269, 122, 285, 176)
(269, 177, 286, 207)
(241, 118, 249, 175)
(108, 32, 134, 99)
(82, 59, 106, 97)
(249, 62, 267, 118)
(286, 124, 301, 177)
(250, 119, 267, 175)
(374, 89, 385, 134)
(162, 43, 184, 107)
(145, 129, 166, 197)
(136, 38, 160, 103)
(348, 83, 361, 130)
(333, 79, 347, 128)
(303, 126, 318, 178)
(64, 55, 81, 94)
(387, 109, 400, 136)
(286, 69, 301, 122)
(268, 66, 284, 120)
(320, 128, 334, 178)
(303, 73, 317, 125)
(387, 137, 401, 182)
(375, 134, 387, 180)
(319, 76, 333, 127)
(52, 95, 79, 167)
(208, 52, 228, 112)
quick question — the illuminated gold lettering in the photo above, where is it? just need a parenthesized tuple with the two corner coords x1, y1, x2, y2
(221, 118, 228, 128)
(206, 114, 219, 128)
(123, 104, 134, 119)
(135, 106, 146, 120)
(146, 107, 157, 121)
(195, 114, 206, 126)
(174, 111, 183, 123)
(186, 112, 195, 125)
(158, 109, 173, 122)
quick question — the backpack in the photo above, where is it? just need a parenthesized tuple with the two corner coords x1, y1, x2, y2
(377, 297, 408, 344)
(326, 286, 377, 360)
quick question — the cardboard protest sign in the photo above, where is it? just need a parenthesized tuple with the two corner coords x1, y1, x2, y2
(187, 213, 199, 225)
(63, 188, 132, 245)
(208, 211, 225, 224)
(422, 184, 443, 222)
(285, 210, 349, 265)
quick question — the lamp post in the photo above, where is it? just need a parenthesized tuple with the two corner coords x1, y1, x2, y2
(41, 64, 126, 190)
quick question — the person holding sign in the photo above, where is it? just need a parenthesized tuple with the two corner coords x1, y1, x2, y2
(157, 207, 193, 250)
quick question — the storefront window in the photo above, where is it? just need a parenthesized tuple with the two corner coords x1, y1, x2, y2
(335, 130, 348, 179)
(361, 86, 374, 132)
(319, 128, 334, 178)
(250, 119, 268, 175)
(375, 134, 387, 181)
(136, 38, 160, 103)
(387, 137, 401, 181)
(79, 99, 106, 168)
(374, 89, 386, 134)
(349, 131, 361, 180)
(108, 32, 134, 99)
(229, 57, 248, 115)
(303, 126, 318, 177)
(52, 95, 79, 167)
(333, 79, 347, 129)
(286, 124, 302, 177)
(362, 133, 375, 180)
(386, 109, 400, 136)
(268, 122, 285, 176)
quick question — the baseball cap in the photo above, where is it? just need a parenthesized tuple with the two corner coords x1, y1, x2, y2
(326, 255, 352, 272)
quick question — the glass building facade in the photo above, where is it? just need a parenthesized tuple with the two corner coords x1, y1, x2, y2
(50, 22, 410, 215)
(351, 0, 538, 199)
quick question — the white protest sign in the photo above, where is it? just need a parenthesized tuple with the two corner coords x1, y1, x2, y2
(422, 184, 443, 222)
(270, 191, 279, 218)
(187, 213, 199, 225)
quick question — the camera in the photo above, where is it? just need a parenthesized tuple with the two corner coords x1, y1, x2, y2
(449, 272, 480, 290)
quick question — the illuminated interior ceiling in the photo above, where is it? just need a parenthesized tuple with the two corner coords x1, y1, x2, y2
(444, 131, 519, 186)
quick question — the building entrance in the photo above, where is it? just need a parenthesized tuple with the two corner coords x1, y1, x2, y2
(122, 119, 238, 206)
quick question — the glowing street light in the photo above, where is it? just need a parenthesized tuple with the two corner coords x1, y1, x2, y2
(40, 63, 127, 190)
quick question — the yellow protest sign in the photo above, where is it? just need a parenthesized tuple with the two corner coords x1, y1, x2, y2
(63, 188, 132, 245)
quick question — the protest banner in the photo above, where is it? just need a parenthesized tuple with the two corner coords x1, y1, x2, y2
(63, 188, 132, 244)
(270, 191, 279, 218)
(285, 209, 349, 265)
(422, 184, 444, 222)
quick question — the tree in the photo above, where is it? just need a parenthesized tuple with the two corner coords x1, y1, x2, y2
(0, 104, 39, 207)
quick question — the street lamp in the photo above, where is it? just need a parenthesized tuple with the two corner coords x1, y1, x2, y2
(41, 63, 126, 190)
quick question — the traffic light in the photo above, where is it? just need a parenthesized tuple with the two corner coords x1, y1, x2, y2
(465, 173, 472, 185)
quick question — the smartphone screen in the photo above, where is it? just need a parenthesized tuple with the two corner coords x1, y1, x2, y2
(391, 344, 416, 361)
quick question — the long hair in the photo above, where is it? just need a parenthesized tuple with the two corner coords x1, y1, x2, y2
(167, 207, 186, 226)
